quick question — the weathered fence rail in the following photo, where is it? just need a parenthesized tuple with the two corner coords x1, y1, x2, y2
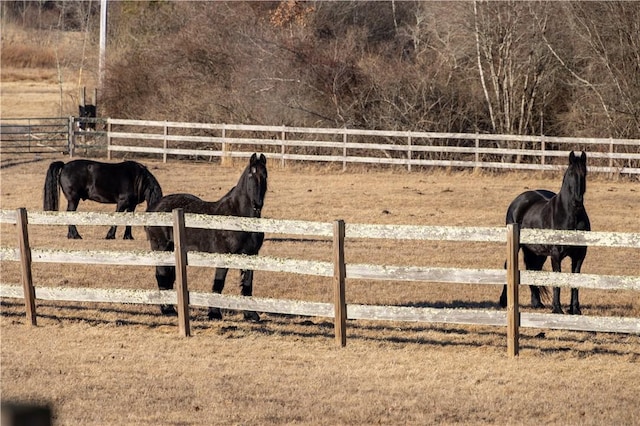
(0, 117, 71, 155)
(101, 119, 640, 175)
(1, 209, 639, 356)
(5, 117, 638, 175)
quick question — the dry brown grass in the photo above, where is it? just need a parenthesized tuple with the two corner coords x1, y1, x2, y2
(1, 154, 639, 425)
(0, 44, 58, 69)
(1, 23, 97, 119)
(2, 20, 639, 424)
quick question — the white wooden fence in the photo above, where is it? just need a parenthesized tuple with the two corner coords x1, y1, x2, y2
(1, 209, 639, 356)
(72, 119, 640, 175)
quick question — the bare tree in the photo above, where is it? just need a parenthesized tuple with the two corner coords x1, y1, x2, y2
(472, 0, 554, 137)
(544, 2, 640, 138)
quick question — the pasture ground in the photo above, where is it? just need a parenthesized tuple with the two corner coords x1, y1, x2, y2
(2, 22, 638, 425)
(1, 153, 639, 425)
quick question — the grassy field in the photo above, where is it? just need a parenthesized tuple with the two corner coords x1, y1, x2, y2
(1, 154, 639, 425)
(1, 22, 639, 425)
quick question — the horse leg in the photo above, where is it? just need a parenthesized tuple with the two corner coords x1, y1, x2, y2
(122, 204, 136, 240)
(240, 269, 260, 322)
(123, 224, 134, 240)
(568, 250, 586, 315)
(550, 256, 564, 314)
(105, 226, 118, 239)
(156, 265, 177, 316)
(152, 238, 176, 315)
(569, 288, 580, 315)
(106, 200, 132, 239)
(523, 249, 547, 309)
(499, 260, 508, 308)
(499, 285, 507, 308)
(65, 198, 82, 239)
(208, 268, 228, 320)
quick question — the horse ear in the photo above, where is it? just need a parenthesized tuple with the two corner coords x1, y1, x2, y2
(250, 153, 258, 164)
(580, 151, 587, 162)
(259, 154, 266, 165)
(569, 151, 576, 163)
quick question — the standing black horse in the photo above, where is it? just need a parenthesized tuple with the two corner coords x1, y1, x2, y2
(146, 153, 268, 321)
(43, 159, 163, 240)
(499, 151, 590, 314)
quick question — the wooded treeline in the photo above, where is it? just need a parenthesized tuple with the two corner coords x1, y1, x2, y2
(4, 1, 640, 139)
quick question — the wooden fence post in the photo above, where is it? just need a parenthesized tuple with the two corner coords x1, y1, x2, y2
(172, 209, 191, 337)
(106, 119, 112, 160)
(27, 118, 32, 153)
(407, 134, 412, 172)
(221, 124, 229, 166)
(68, 116, 75, 158)
(333, 219, 347, 347)
(163, 121, 168, 163)
(506, 223, 520, 357)
(281, 126, 286, 168)
(475, 134, 480, 171)
(609, 137, 614, 172)
(342, 130, 347, 172)
(17, 208, 37, 326)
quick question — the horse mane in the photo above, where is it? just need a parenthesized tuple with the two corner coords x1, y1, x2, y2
(209, 167, 250, 211)
(136, 163, 163, 206)
(217, 186, 238, 205)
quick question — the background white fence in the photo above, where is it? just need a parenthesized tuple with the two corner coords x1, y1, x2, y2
(1, 209, 639, 356)
(3, 117, 638, 175)
(0, 117, 71, 155)
(74, 118, 640, 175)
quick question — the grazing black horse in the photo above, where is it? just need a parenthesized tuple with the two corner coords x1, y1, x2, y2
(78, 104, 97, 131)
(43, 159, 163, 240)
(499, 151, 590, 314)
(146, 153, 268, 321)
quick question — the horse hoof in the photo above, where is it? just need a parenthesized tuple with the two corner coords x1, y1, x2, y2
(208, 308, 223, 320)
(123, 235, 134, 240)
(160, 305, 177, 316)
(244, 311, 260, 322)
(551, 307, 564, 314)
(68, 234, 82, 239)
(105, 234, 116, 240)
(498, 296, 507, 308)
(569, 307, 582, 315)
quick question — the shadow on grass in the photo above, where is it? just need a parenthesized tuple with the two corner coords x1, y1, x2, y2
(2, 299, 638, 358)
(0, 156, 48, 169)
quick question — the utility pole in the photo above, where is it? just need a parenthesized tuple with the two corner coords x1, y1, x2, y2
(99, 0, 107, 91)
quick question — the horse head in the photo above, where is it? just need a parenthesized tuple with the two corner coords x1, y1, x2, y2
(243, 153, 268, 217)
(565, 151, 587, 205)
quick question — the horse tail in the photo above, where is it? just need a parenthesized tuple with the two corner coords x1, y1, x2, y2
(539, 286, 551, 302)
(43, 161, 65, 211)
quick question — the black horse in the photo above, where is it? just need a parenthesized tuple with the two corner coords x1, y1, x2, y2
(43, 159, 163, 240)
(146, 153, 268, 321)
(499, 151, 590, 314)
